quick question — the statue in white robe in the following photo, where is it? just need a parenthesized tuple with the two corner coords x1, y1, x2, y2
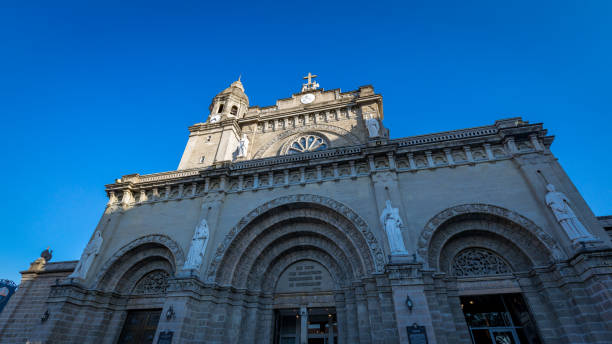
(545, 184, 596, 243)
(366, 114, 380, 138)
(183, 218, 210, 270)
(380, 200, 408, 255)
(70, 231, 103, 279)
(238, 134, 249, 158)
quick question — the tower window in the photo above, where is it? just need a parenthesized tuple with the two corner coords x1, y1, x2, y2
(230, 106, 238, 116)
(199, 155, 206, 164)
(218, 104, 224, 113)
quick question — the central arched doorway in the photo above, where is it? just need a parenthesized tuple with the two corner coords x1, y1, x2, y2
(208, 195, 397, 344)
(273, 259, 338, 344)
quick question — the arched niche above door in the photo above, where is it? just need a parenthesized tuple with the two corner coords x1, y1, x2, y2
(275, 260, 335, 294)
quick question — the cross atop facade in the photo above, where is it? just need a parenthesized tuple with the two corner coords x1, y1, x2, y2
(303, 72, 317, 84)
(301, 72, 320, 92)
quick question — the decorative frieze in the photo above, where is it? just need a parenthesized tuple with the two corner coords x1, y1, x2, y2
(106, 122, 549, 208)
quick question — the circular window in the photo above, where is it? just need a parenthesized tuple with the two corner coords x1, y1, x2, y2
(287, 135, 328, 154)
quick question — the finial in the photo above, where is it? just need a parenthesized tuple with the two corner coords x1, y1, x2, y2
(230, 76, 245, 92)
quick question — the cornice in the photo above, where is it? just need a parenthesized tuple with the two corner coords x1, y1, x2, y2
(188, 119, 242, 134)
(187, 92, 382, 134)
(104, 118, 552, 208)
(252, 97, 371, 122)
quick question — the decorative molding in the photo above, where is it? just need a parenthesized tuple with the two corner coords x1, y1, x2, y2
(418, 204, 565, 264)
(104, 121, 549, 211)
(395, 128, 497, 147)
(252, 124, 361, 159)
(206, 194, 385, 282)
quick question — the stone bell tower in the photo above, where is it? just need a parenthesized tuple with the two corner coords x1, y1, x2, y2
(177, 78, 248, 169)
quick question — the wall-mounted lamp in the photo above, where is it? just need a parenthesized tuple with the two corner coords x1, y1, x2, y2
(405, 295, 414, 312)
(165, 305, 175, 320)
(41, 310, 50, 322)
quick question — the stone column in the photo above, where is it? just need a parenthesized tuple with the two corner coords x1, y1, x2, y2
(334, 291, 347, 344)
(300, 306, 308, 344)
(345, 289, 359, 343)
(355, 285, 372, 343)
(365, 279, 384, 341)
(387, 264, 439, 344)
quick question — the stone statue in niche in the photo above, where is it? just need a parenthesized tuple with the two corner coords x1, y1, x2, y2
(183, 218, 210, 270)
(237, 134, 249, 158)
(365, 113, 380, 138)
(69, 231, 103, 279)
(380, 200, 408, 255)
(545, 184, 597, 243)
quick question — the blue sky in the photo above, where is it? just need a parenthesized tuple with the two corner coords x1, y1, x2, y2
(1, 1, 610, 283)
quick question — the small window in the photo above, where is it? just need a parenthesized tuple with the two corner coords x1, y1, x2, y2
(199, 156, 206, 164)
(206, 135, 211, 142)
(230, 105, 238, 116)
(218, 104, 224, 113)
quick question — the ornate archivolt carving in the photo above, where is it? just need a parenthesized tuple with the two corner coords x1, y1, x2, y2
(206, 194, 385, 282)
(252, 124, 361, 159)
(239, 229, 357, 289)
(92, 234, 185, 288)
(451, 248, 512, 277)
(418, 204, 565, 266)
(132, 270, 169, 295)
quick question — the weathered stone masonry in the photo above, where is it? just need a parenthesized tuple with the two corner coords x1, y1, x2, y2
(1, 80, 611, 344)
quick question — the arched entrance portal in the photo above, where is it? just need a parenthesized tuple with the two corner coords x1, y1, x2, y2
(274, 260, 338, 344)
(419, 205, 565, 344)
(209, 195, 397, 344)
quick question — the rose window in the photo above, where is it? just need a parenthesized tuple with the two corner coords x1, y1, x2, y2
(288, 135, 328, 154)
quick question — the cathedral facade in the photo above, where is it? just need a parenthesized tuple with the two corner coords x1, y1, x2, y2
(1, 76, 611, 344)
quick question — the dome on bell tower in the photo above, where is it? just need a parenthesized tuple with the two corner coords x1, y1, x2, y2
(207, 77, 249, 122)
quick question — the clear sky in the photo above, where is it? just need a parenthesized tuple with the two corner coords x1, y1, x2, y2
(1, 1, 610, 284)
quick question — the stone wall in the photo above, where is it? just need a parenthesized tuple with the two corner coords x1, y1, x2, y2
(3, 116, 612, 343)
(0, 260, 76, 343)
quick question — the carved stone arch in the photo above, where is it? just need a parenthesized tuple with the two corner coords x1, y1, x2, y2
(239, 232, 358, 290)
(207, 194, 385, 283)
(231, 221, 366, 287)
(113, 255, 174, 294)
(252, 124, 361, 158)
(260, 249, 349, 292)
(92, 234, 185, 289)
(418, 204, 565, 269)
(438, 232, 533, 274)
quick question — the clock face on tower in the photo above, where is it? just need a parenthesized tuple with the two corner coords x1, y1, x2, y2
(209, 114, 221, 123)
(300, 93, 315, 104)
